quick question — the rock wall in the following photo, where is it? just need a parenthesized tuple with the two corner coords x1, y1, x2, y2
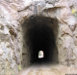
(0, 0, 77, 75)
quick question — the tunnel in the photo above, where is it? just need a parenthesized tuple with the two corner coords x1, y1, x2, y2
(22, 15, 58, 66)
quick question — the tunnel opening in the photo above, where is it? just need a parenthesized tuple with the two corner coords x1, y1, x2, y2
(22, 15, 58, 67)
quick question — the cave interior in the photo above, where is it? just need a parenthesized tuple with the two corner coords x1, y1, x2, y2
(22, 15, 58, 66)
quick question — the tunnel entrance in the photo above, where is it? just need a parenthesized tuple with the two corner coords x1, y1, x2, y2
(22, 15, 58, 67)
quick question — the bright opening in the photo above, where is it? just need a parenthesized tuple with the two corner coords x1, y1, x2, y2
(38, 50, 44, 59)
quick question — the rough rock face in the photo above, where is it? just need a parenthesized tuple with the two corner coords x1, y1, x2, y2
(0, 0, 77, 75)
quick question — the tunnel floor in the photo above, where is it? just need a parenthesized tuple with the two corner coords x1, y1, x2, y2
(23, 16, 58, 66)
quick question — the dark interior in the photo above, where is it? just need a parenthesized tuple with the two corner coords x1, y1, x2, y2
(23, 15, 58, 66)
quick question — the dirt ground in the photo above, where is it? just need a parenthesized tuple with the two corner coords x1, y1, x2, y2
(18, 65, 77, 75)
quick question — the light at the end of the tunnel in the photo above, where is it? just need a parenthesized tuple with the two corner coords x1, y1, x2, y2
(38, 50, 44, 59)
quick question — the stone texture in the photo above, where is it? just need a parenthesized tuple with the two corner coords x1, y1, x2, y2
(0, 0, 77, 75)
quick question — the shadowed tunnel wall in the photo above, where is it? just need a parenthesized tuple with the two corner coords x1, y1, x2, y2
(22, 15, 59, 67)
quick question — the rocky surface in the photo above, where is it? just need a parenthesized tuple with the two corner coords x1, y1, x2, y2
(0, 0, 77, 75)
(18, 65, 77, 75)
